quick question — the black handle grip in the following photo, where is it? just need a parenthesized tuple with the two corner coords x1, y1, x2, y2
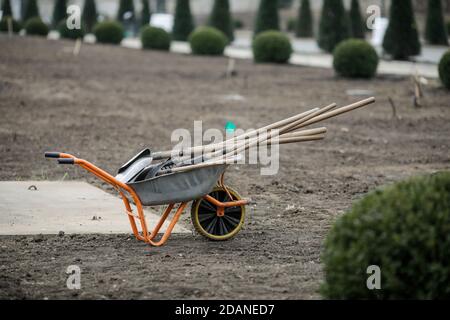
(58, 158, 74, 165)
(45, 152, 61, 158)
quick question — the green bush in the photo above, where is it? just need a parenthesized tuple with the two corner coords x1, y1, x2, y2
(252, 30, 292, 64)
(52, 0, 67, 29)
(1, 0, 13, 17)
(93, 21, 124, 44)
(349, 0, 365, 39)
(82, 0, 98, 33)
(117, 0, 135, 23)
(172, 0, 195, 41)
(140, 0, 151, 27)
(295, 0, 313, 38)
(0, 18, 21, 33)
(439, 51, 450, 89)
(318, 0, 349, 52)
(24, 17, 49, 36)
(188, 26, 227, 56)
(322, 171, 450, 299)
(22, 0, 40, 22)
(278, 0, 293, 9)
(209, 0, 234, 42)
(383, 0, 421, 60)
(141, 26, 171, 51)
(425, 0, 448, 46)
(333, 39, 379, 78)
(58, 20, 85, 40)
(254, 0, 280, 36)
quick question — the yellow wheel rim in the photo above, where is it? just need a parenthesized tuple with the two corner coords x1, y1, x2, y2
(191, 186, 246, 241)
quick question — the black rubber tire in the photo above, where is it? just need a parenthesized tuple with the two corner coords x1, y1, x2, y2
(191, 186, 245, 241)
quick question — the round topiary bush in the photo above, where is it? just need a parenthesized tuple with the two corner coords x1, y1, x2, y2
(188, 26, 227, 56)
(0, 18, 22, 33)
(24, 18, 49, 37)
(58, 20, 85, 40)
(140, 26, 171, 51)
(322, 171, 450, 299)
(252, 30, 292, 64)
(93, 21, 124, 45)
(438, 50, 450, 90)
(333, 39, 379, 78)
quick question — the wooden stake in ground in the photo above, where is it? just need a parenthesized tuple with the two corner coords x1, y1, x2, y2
(73, 38, 82, 56)
(225, 58, 237, 78)
(388, 96, 400, 121)
(7, 17, 13, 38)
(412, 71, 425, 108)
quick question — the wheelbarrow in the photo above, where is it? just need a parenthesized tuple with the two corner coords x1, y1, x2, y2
(44, 98, 376, 246)
(44, 149, 249, 246)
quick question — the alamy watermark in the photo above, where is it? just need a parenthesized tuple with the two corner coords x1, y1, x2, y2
(66, 5, 81, 30)
(66, 265, 81, 290)
(366, 265, 381, 290)
(170, 121, 280, 176)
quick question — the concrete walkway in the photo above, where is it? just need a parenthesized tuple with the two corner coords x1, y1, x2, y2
(0, 181, 189, 235)
(121, 36, 442, 79)
(51, 29, 444, 78)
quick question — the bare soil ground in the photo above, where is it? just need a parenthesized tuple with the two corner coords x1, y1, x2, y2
(0, 35, 449, 299)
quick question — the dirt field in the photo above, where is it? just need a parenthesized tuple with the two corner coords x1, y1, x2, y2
(0, 35, 449, 299)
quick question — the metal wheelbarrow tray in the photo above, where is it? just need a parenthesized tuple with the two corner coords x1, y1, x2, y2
(44, 151, 249, 246)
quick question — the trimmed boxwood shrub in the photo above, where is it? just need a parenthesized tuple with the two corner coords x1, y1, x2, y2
(252, 30, 292, 64)
(383, 0, 421, 60)
(52, 0, 67, 29)
(209, 0, 234, 42)
(173, 0, 195, 41)
(58, 20, 85, 39)
(425, 0, 448, 45)
(23, 0, 40, 22)
(1, 0, 13, 17)
(82, 0, 98, 33)
(93, 21, 124, 44)
(318, 0, 349, 52)
(117, 0, 135, 23)
(349, 0, 365, 39)
(24, 18, 49, 36)
(0, 18, 22, 33)
(188, 26, 227, 56)
(141, 26, 171, 51)
(439, 51, 450, 89)
(322, 171, 450, 299)
(333, 39, 379, 78)
(296, 0, 313, 38)
(254, 0, 280, 36)
(140, 0, 151, 27)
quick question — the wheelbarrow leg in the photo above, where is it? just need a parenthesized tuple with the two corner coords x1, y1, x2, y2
(45, 152, 187, 246)
(146, 202, 188, 247)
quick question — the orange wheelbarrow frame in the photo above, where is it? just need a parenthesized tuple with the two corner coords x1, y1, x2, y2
(45, 152, 249, 246)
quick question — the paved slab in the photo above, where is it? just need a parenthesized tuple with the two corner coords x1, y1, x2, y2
(0, 181, 189, 235)
(120, 37, 439, 79)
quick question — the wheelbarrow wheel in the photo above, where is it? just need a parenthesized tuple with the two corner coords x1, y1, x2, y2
(191, 186, 245, 241)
